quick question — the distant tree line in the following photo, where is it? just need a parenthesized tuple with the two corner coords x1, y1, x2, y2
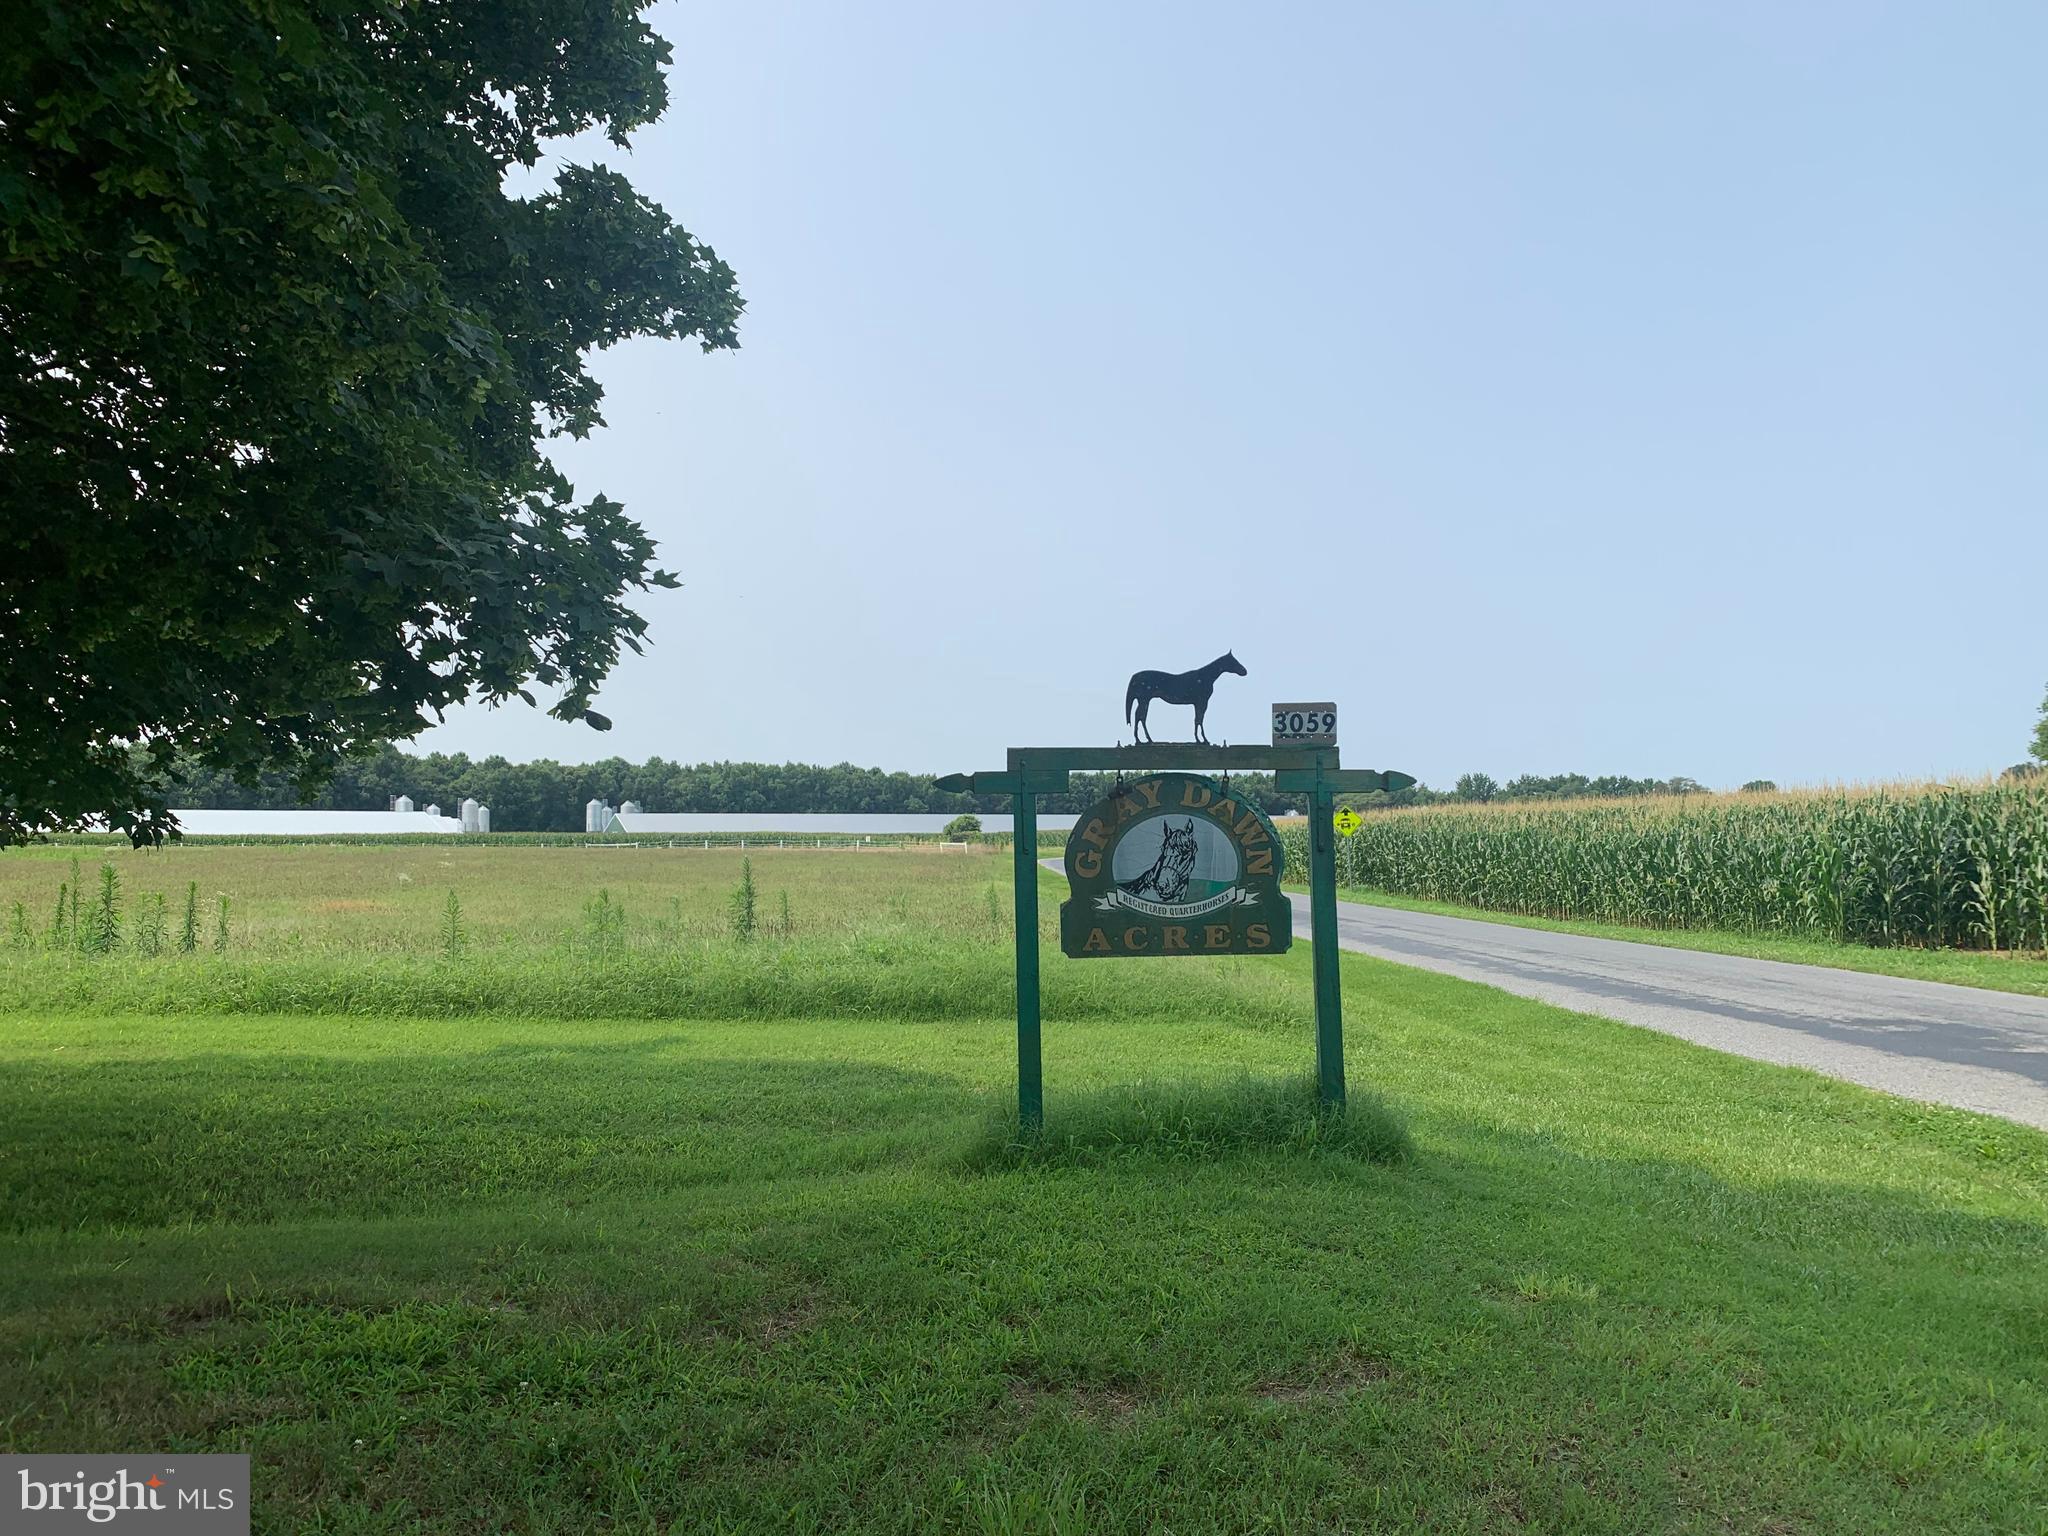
(1335, 770, 1718, 813)
(164, 748, 1311, 828)
(160, 747, 1744, 832)
(164, 747, 1026, 829)
(1448, 772, 1711, 803)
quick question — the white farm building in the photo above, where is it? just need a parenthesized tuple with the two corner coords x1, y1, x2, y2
(606, 810, 1080, 836)
(167, 809, 467, 836)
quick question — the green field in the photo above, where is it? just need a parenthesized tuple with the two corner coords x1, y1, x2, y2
(1280, 780, 2048, 961)
(3, 846, 2046, 1533)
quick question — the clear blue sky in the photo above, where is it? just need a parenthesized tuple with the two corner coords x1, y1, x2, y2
(415, 1, 2048, 789)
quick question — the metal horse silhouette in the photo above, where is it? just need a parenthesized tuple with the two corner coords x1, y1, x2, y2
(1123, 651, 1247, 745)
(1120, 819, 1200, 903)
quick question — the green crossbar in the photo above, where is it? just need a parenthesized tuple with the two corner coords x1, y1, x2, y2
(1273, 768, 1417, 793)
(1008, 744, 1339, 773)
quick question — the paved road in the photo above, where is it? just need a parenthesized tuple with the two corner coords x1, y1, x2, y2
(1041, 860, 2048, 1128)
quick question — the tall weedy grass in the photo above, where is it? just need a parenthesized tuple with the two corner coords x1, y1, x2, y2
(46, 883, 68, 949)
(134, 893, 168, 957)
(581, 889, 626, 961)
(1282, 781, 2048, 951)
(0, 845, 1316, 1023)
(441, 890, 467, 960)
(179, 882, 200, 954)
(730, 858, 757, 943)
(84, 863, 120, 954)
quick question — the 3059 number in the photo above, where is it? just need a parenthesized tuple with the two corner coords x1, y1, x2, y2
(1270, 703, 1337, 745)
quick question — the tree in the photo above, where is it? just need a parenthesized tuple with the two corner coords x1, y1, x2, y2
(943, 813, 982, 838)
(2033, 682, 2048, 764)
(1741, 780, 1779, 794)
(1, 1, 742, 845)
(1454, 772, 1499, 803)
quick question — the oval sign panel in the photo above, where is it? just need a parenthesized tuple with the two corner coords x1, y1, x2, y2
(1060, 773, 1292, 958)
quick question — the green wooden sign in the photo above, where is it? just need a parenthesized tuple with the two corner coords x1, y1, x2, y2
(1059, 772, 1292, 958)
(937, 739, 1412, 1131)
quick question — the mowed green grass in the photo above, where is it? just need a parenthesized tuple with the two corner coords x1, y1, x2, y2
(2, 852, 2046, 1533)
(1314, 882, 2048, 1000)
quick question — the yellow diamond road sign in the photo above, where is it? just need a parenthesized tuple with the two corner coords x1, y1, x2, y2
(1333, 807, 1363, 837)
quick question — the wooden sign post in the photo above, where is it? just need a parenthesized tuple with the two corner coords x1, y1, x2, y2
(940, 738, 1415, 1134)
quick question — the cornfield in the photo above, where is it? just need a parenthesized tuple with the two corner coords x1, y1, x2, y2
(1276, 782, 2048, 951)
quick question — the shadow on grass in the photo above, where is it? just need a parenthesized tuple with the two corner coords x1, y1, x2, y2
(0, 1041, 974, 1234)
(6, 1047, 2048, 1532)
(7, 1112, 2045, 1532)
(963, 1071, 1413, 1170)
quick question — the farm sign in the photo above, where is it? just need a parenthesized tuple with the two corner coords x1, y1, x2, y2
(938, 712, 1410, 1128)
(1060, 773, 1291, 957)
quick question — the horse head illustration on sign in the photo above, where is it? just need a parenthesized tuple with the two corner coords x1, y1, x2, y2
(1123, 651, 1246, 744)
(1119, 818, 1199, 904)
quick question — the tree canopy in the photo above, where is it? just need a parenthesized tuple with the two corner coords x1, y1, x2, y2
(1, 0, 741, 845)
(1453, 772, 1499, 802)
(2033, 682, 2048, 764)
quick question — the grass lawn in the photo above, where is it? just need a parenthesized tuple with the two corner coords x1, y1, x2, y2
(1302, 883, 2048, 1000)
(3, 853, 2045, 1531)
